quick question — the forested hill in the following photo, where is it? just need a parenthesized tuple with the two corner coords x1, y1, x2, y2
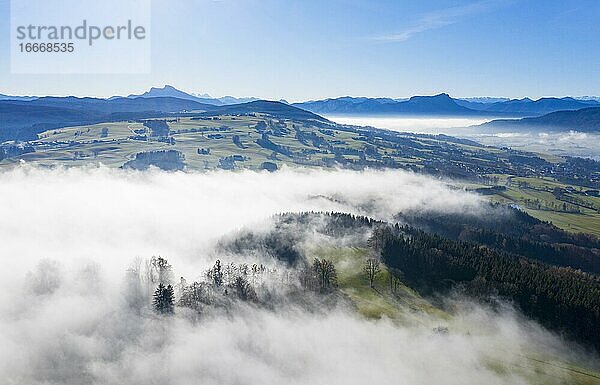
(268, 210, 600, 351)
(199, 100, 328, 122)
(398, 207, 600, 274)
(375, 224, 599, 351)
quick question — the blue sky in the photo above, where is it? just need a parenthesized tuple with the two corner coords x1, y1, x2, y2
(0, 0, 598, 101)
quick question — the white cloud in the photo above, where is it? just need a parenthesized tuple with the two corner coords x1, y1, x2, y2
(374, 0, 505, 42)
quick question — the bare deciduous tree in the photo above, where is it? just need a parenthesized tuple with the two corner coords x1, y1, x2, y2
(388, 269, 403, 294)
(151, 256, 173, 285)
(312, 258, 338, 293)
(125, 258, 145, 313)
(364, 258, 380, 288)
(179, 281, 211, 312)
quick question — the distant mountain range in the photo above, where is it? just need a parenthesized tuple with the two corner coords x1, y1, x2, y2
(293, 94, 600, 117)
(0, 86, 259, 106)
(456, 97, 600, 115)
(2, 86, 600, 143)
(458, 97, 510, 104)
(2, 86, 599, 116)
(479, 107, 600, 133)
(0, 94, 38, 101)
(123, 85, 259, 106)
(292, 94, 465, 115)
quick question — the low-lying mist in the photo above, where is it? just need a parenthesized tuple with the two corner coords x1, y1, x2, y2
(471, 130, 600, 160)
(325, 115, 494, 134)
(0, 165, 596, 384)
(325, 115, 600, 160)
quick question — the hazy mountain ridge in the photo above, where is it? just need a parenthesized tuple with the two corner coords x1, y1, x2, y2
(0, 93, 38, 101)
(123, 85, 260, 106)
(293, 94, 600, 117)
(457, 97, 510, 104)
(2, 85, 599, 116)
(293, 93, 476, 116)
(480, 107, 600, 132)
(126, 85, 223, 105)
(476, 97, 598, 115)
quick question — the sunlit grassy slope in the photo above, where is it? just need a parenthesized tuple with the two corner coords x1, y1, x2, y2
(314, 246, 600, 385)
(313, 246, 446, 322)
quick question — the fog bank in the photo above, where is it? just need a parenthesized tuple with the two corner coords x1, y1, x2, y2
(326, 115, 493, 134)
(0, 165, 482, 278)
(0, 165, 596, 385)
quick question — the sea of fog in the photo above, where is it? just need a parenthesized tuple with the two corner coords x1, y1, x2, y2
(326, 115, 600, 160)
(0, 166, 597, 384)
(325, 115, 492, 134)
(469, 130, 600, 160)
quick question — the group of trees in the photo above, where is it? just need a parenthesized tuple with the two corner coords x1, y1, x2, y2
(131, 256, 175, 315)
(0, 143, 35, 161)
(122, 150, 185, 171)
(145, 257, 343, 316)
(143, 119, 170, 137)
(206, 259, 270, 288)
(521, 198, 581, 213)
(123, 256, 177, 315)
(176, 260, 263, 313)
(304, 258, 338, 293)
(153, 283, 175, 314)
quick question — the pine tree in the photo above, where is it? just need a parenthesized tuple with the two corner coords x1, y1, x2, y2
(153, 283, 175, 315)
(153, 283, 165, 313)
(163, 285, 174, 314)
